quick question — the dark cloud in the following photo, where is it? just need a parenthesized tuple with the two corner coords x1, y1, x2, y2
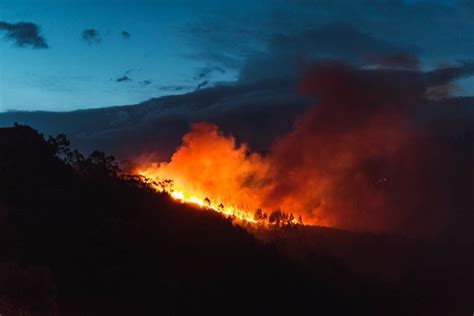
(424, 61, 474, 87)
(183, 0, 474, 82)
(376, 53, 419, 69)
(159, 85, 193, 92)
(186, 52, 243, 70)
(191, 66, 226, 89)
(239, 23, 412, 82)
(115, 69, 133, 83)
(116, 75, 131, 82)
(195, 80, 209, 90)
(0, 78, 308, 160)
(139, 79, 152, 86)
(82, 29, 101, 45)
(121, 31, 131, 39)
(0, 21, 48, 49)
(181, 19, 262, 70)
(194, 66, 226, 80)
(285, 0, 474, 59)
(275, 23, 405, 59)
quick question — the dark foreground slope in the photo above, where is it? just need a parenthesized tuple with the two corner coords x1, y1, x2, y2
(0, 125, 472, 315)
(0, 125, 379, 315)
(253, 225, 473, 316)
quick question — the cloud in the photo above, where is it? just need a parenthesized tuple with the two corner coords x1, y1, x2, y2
(159, 85, 193, 92)
(121, 31, 131, 39)
(239, 23, 412, 82)
(115, 69, 133, 83)
(0, 21, 48, 49)
(181, 0, 474, 86)
(194, 66, 226, 80)
(82, 29, 101, 45)
(139, 79, 152, 86)
(116, 75, 131, 82)
(285, 0, 474, 59)
(195, 80, 209, 90)
(376, 53, 419, 69)
(181, 19, 262, 70)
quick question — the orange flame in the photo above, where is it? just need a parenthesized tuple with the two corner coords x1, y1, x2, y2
(135, 122, 302, 226)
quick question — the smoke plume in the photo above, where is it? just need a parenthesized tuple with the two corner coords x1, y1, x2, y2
(138, 61, 473, 237)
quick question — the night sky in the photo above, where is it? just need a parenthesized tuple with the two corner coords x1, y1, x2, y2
(2, 0, 474, 111)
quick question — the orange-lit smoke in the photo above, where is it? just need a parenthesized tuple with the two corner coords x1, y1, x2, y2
(137, 122, 274, 224)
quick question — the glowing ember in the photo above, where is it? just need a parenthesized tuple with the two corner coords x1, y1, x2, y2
(136, 168, 300, 226)
(168, 189, 259, 223)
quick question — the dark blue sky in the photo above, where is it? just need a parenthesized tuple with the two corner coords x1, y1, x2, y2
(1, 0, 473, 111)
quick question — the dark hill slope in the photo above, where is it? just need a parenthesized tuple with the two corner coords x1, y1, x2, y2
(0, 125, 380, 315)
(252, 225, 473, 316)
(0, 125, 471, 316)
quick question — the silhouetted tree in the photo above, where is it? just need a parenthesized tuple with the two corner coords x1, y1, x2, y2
(254, 208, 264, 221)
(269, 210, 282, 226)
(298, 215, 303, 225)
(78, 150, 120, 178)
(158, 179, 174, 192)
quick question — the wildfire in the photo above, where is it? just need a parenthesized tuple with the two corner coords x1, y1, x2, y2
(136, 168, 301, 226)
(134, 122, 302, 227)
(130, 63, 454, 236)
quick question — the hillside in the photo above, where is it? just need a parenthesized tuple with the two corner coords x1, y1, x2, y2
(0, 124, 379, 315)
(0, 125, 472, 315)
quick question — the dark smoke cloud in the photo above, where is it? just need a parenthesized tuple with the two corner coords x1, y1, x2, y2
(82, 29, 101, 45)
(260, 61, 474, 237)
(0, 21, 48, 49)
